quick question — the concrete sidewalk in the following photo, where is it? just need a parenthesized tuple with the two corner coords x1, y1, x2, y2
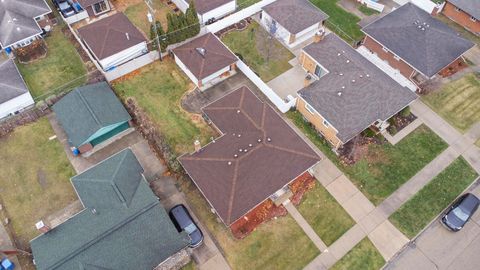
(284, 201, 328, 252)
(382, 118, 423, 145)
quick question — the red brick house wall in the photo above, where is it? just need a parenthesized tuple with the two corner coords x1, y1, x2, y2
(362, 36, 417, 79)
(443, 2, 480, 35)
(229, 171, 316, 239)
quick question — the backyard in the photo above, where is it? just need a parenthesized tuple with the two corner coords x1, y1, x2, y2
(296, 182, 355, 246)
(389, 157, 478, 238)
(331, 238, 385, 270)
(123, 0, 171, 36)
(287, 111, 448, 205)
(309, 0, 364, 43)
(423, 73, 480, 133)
(221, 22, 295, 82)
(179, 178, 320, 270)
(0, 118, 76, 268)
(16, 27, 87, 99)
(112, 58, 215, 154)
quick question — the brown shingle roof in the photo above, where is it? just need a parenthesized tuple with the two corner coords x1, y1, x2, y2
(179, 87, 320, 225)
(78, 13, 146, 60)
(173, 33, 238, 81)
(77, 0, 105, 7)
(194, 0, 233, 14)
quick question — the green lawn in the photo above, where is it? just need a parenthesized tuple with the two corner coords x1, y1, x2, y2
(0, 118, 76, 247)
(221, 22, 294, 82)
(390, 157, 478, 238)
(309, 0, 364, 43)
(287, 111, 448, 205)
(476, 139, 480, 147)
(179, 178, 319, 270)
(297, 182, 355, 246)
(16, 27, 87, 99)
(237, 0, 261, 9)
(181, 261, 196, 270)
(124, 0, 170, 36)
(436, 15, 480, 46)
(423, 73, 480, 133)
(358, 5, 380, 16)
(112, 59, 215, 154)
(331, 238, 385, 270)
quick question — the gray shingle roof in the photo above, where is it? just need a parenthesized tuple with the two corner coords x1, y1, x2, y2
(0, 59, 30, 104)
(262, 0, 329, 34)
(0, 0, 51, 47)
(52, 82, 131, 147)
(298, 34, 418, 143)
(30, 149, 190, 270)
(78, 13, 146, 60)
(194, 0, 233, 14)
(448, 0, 480, 20)
(362, 3, 474, 77)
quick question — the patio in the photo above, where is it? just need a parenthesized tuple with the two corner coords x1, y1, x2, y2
(267, 58, 307, 101)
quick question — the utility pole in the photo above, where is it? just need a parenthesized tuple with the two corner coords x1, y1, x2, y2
(145, 0, 162, 61)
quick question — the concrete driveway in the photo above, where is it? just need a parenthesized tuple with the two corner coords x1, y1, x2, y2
(386, 179, 480, 270)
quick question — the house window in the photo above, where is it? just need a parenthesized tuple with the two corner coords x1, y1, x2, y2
(471, 16, 477, 22)
(394, 55, 400, 61)
(382, 46, 388, 53)
(305, 103, 315, 115)
(455, 7, 461, 12)
(93, 0, 109, 15)
(323, 119, 330, 128)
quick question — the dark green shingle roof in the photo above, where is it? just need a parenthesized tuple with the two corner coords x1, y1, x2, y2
(30, 149, 189, 270)
(52, 82, 131, 147)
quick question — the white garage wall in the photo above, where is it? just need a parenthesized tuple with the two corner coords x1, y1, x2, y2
(174, 55, 200, 86)
(200, 65, 231, 85)
(172, 0, 189, 13)
(199, 0, 236, 24)
(99, 42, 148, 71)
(260, 12, 291, 45)
(0, 92, 34, 119)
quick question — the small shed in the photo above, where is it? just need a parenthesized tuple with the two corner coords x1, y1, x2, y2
(53, 82, 132, 154)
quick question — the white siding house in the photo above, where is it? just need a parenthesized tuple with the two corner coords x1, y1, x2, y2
(0, 60, 35, 119)
(172, 0, 236, 24)
(260, 0, 328, 48)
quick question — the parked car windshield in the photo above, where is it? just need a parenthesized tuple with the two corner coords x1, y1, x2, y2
(184, 223, 197, 234)
(452, 207, 469, 221)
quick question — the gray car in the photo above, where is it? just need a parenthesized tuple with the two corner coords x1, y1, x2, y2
(441, 193, 480, 232)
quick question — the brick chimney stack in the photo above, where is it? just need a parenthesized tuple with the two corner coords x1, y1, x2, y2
(194, 140, 201, 152)
(35, 220, 50, 234)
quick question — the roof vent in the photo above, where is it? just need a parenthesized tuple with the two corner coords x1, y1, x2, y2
(244, 149, 248, 152)
(249, 143, 253, 147)
(228, 161, 232, 165)
(239, 148, 243, 152)
(234, 154, 238, 158)
(237, 110, 241, 114)
(196, 47, 206, 58)
(237, 134, 241, 138)
(351, 79, 355, 83)
(339, 73, 343, 76)
(346, 60, 350, 63)
(258, 139, 262, 143)
(337, 53, 341, 56)
(366, 74, 370, 77)
(338, 92, 342, 96)
(341, 86, 345, 89)
(125, 32, 130, 40)
(91, 208, 98, 214)
(360, 74, 363, 78)
(267, 137, 272, 142)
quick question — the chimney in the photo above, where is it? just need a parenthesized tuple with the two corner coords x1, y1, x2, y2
(35, 220, 50, 233)
(194, 140, 201, 152)
(125, 32, 130, 40)
(314, 29, 325, 43)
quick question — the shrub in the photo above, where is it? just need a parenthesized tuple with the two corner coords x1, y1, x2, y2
(400, 107, 411, 118)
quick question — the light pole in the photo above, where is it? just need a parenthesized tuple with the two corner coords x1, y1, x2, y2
(145, 0, 162, 61)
